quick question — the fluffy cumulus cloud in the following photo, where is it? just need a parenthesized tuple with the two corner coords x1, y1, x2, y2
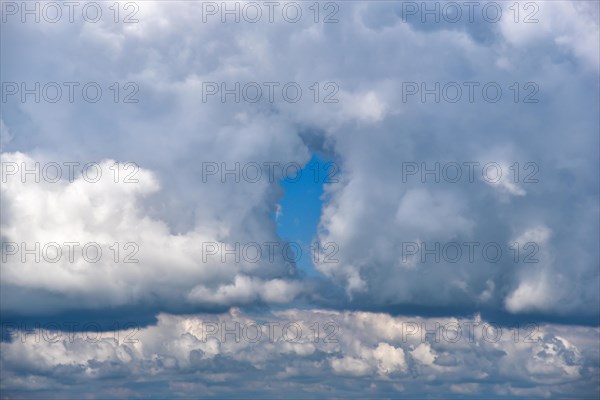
(1, 151, 302, 314)
(1, 0, 598, 397)
(1, 309, 598, 398)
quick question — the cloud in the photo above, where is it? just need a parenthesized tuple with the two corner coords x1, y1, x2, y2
(1, 309, 597, 398)
(1, 1, 598, 396)
(498, 1, 600, 70)
(1, 152, 303, 315)
(1, 0, 597, 322)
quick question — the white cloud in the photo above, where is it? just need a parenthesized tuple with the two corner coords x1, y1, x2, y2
(498, 1, 600, 70)
(1, 152, 302, 313)
(1, 309, 597, 397)
(1, 1, 598, 396)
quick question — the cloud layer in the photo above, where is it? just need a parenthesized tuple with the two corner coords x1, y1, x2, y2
(1, 309, 598, 398)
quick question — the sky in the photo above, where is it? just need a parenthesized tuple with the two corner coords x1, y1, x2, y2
(0, 0, 599, 398)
